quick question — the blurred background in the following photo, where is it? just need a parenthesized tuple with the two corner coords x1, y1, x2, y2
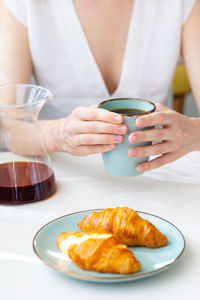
(172, 61, 199, 117)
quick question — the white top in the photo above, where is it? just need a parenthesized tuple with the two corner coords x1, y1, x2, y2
(4, 0, 196, 119)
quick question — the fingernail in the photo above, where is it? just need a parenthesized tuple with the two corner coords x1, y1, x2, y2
(137, 120, 144, 127)
(108, 144, 115, 149)
(131, 149, 137, 156)
(119, 125, 126, 133)
(115, 135, 122, 142)
(115, 115, 122, 123)
(137, 165, 144, 172)
(131, 135, 138, 143)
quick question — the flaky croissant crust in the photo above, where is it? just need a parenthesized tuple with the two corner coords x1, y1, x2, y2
(78, 207, 168, 248)
(57, 231, 140, 274)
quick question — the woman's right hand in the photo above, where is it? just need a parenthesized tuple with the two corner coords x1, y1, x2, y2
(45, 105, 128, 156)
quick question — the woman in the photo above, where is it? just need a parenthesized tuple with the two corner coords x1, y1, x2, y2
(0, 0, 200, 173)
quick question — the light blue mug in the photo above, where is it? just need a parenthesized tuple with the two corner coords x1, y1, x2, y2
(99, 98, 156, 177)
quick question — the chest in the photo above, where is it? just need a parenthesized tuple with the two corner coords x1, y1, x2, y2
(73, 0, 134, 95)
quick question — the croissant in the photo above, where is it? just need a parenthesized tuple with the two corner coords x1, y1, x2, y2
(57, 231, 140, 274)
(78, 207, 168, 248)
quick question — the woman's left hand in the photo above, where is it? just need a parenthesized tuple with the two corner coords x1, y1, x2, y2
(128, 103, 200, 173)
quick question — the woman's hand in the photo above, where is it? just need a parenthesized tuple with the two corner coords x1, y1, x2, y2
(46, 105, 128, 156)
(128, 103, 200, 172)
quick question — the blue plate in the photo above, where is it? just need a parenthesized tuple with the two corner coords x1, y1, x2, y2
(33, 209, 185, 283)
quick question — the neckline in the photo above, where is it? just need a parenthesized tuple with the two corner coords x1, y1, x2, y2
(70, 0, 137, 98)
(52, 0, 157, 100)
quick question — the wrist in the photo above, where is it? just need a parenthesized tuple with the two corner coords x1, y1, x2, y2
(40, 119, 64, 153)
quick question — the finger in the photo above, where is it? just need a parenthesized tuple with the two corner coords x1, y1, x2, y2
(136, 111, 176, 128)
(136, 152, 184, 172)
(89, 104, 98, 109)
(74, 134, 124, 146)
(73, 106, 123, 124)
(128, 141, 174, 158)
(73, 144, 116, 156)
(76, 121, 128, 135)
(129, 128, 170, 143)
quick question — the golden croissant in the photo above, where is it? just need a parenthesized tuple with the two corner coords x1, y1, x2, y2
(78, 207, 168, 248)
(56, 231, 140, 274)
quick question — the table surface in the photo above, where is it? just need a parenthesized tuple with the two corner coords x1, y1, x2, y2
(0, 152, 199, 300)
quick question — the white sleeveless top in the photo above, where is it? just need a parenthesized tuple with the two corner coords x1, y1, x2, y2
(4, 0, 196, 119)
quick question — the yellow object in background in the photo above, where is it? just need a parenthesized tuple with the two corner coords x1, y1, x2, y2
(173, 64, 191, 96)
(173, 64, 191, 113)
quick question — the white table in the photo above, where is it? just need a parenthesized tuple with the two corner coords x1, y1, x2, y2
(0, 153, 199, 300)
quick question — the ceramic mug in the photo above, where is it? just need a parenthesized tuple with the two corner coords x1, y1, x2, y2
(99, 98, 156, 176)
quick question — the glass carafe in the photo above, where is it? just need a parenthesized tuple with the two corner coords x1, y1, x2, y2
(0, 84, 57, 205)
